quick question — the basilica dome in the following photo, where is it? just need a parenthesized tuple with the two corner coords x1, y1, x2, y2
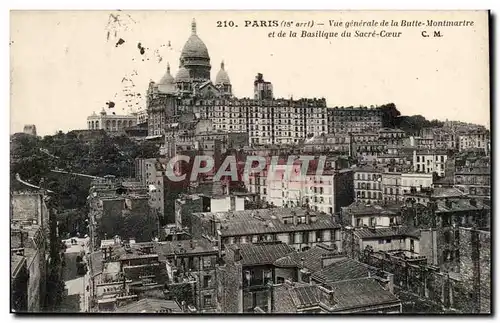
(179, 19, 211, 81)
(158, 63, 174, 85)
(175, 66, 191, 83)
(215, 61, 231, 84)
(158, 63, 176, 93)
(180, 19, 210, 60)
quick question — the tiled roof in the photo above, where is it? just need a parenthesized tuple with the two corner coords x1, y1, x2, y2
(273, 255, 297, 268)
(290, 284, 320, 308)
(311, 258, 372, 284)
(155, 239, 217, 260)
(299, 245, 339, 273)
(342, 201, 402, 216)
(327, 277, 400, 311)
(194, 208, 340, 237)
(273, 244, 338, 273)
(353, 165, 383, 173)
(115, 298, 182, 313)
(273, 282, 321, 312)
(431, 187, 466, 198)
(273, 278, 400, 313)
(230, 243, 295, 266)
(435, 198, 490, 212)
(354, 226, 420, 239)
(273, 284, 298, 313)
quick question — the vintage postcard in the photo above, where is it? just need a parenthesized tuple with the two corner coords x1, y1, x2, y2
(10, 10, 490, 314)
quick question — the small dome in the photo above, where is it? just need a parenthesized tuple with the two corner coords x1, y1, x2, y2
(158, 63, 174, 85)
(180, 19, 210, 60)
(215, 61, 231, 84)
(158, 63, 176, 93)
(175, 66, 190, 83)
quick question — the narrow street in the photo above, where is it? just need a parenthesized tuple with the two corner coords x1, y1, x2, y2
(58, 238, 89, 312)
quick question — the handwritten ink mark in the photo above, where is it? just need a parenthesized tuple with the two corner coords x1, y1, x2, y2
(115, 38, 125, 47)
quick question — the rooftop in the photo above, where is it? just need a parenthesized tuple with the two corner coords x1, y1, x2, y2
(352, 165, 384, 173)
(354, 226, 420, 239)
(405, 187, 465, 199)
(415, 148, 448, 155)
(434, 198, 490, 213)
(115, 298, 182, 313)
(228, 242, 295, 266)
(342, 201, 402, 216)
(311, 257, 373, 284)
(326, 277, 400, 311)
(194, 207, 340, 237)
(274, 277, 400, 313)
(273, 244, 338, 273)
(274, 282, 320, 312)
(155, 239, 217, 259)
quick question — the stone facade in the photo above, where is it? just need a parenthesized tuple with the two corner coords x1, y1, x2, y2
(457, 227, 490, 313)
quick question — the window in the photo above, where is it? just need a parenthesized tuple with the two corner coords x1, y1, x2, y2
(316, 230, 322, 242)
(378, 239, 384, 244)
(203, 257, 212, 268)
(203, 295, 212, 307)
(385, 239, 392, 243)
(303, 232, 309, 244)
(203, 276, 210, 288)
(356, 218, 362, 227)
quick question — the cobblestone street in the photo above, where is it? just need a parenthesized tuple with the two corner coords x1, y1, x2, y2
(58, 238, 89, 312)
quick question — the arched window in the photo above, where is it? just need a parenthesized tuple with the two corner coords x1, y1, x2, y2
(117, 120, 122, 129)
(112, 120, 116, 130)
(88, 121, 91, 129)
(129, 120, 133, 127)
(95, 121, 99, 129)
(106, 120, 111, 130)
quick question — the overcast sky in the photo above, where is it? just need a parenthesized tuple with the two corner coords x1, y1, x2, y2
(10, 10, 490, 136)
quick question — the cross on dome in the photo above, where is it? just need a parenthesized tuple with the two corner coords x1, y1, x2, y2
(191, 18, 197, 35)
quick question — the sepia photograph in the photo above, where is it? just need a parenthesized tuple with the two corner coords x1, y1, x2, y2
(9, 10, 491, 315)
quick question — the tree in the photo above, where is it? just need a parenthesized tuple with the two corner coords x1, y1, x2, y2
(134, 141, 160, 159)
(45, 267, 66, 311)
(379, 103, 401, 128)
